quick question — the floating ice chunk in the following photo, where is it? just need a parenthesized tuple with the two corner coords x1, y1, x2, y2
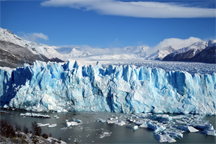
(97, 118, 106, 123)
(115, 120, 126, 126)
(202, 129, 216, 136)
(37, 123, 50, 127)
(175, 120, 187, 125)
(66, 121, 79, 127)
(155, 134, 176, 143)
(72, 119, 83, 124)
(48, 124, 57, 127)
(178, 125, 199, 132)
(147, 123, 166, 133)
(107, 119, 118, 124)
(54, 115, 59, 119)
(3, 105, 9, 109)
(135, 120, 146, 126)
(139, 123, 148, 128)
(133, 125, 138, 130)
(193, 124, 214, 130)
(20, 113, 50, 118)
(109, 117, 118, 120)
(61, 127, 68, 130)
(154, 114, 172, 121)
(132, 115, 139, 119)
(164, 131, 183, 139)
(172, 115, 187, 119)
(107, 119, 125, 126)
(127, 119, 136, 123)
(99, 131, 112, 139)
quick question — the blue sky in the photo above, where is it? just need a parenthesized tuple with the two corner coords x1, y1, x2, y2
(1, 0, 215, 48)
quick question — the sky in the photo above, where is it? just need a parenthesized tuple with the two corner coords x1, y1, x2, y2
(0, 0, 216, 50)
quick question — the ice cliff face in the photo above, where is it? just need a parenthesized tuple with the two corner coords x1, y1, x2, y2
(0, 61, 216, 115)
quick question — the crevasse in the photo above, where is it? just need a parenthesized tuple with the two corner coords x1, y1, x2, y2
(0, 61, 215, 115)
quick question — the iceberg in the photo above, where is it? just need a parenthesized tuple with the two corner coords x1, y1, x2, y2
(97, 118, 106, 123)
(48, 124, 57, 127)
(0, 60, 215, 115)
(66, 121, 79, 127)
(115, 120, 126, 126)
(202, 129, 216, 136)
(155, 134, 176, 143)
(178, 125, 199, 132)
(147, 122, 166, 133)
(133, 125, 138, 130)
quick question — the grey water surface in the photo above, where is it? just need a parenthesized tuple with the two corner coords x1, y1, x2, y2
(0, 110, 216, 144)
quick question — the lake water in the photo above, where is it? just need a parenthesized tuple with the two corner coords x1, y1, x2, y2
(0, 110, 216, 144)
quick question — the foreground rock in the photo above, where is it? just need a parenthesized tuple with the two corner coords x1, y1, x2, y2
(0, 131, 66, 144)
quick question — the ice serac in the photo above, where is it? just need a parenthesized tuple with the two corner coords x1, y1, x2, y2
(0, 61, 216, 114)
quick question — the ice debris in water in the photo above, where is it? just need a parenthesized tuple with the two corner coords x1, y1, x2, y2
(66, 119, 82, 127)
(20, 113, 50, 118)
(37, 123, 49, 127)
(99, 131, 112, 139)
(133, 125, 138, 130)
(97, 118, 106, 123)
(155, 134, 176, 143)
(96, 113, 216, 143)
(178, 125, 199, 132)
(48, 124, 57, 127)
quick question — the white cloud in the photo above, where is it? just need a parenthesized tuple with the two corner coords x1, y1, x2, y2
(41, 0, 215, 18)
(56, 44, 148, 56)
(21, 33, 49, 42)
(57, 37, 204, 56)
(149, 37, 202, 53)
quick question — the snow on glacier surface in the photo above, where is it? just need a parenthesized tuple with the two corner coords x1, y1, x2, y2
(0, 60, 216, 115)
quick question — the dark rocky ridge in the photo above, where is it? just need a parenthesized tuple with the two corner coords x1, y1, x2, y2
(189, 45, 216, 63)
(163, 45, 216, 63)
(0, 40, 64, 68)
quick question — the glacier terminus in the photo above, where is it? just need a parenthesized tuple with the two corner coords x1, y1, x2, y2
(0, 60, 216, 115)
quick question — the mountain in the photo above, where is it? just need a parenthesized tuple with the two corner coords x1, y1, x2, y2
(163, 40, 216, 63)
(0, 28, 64, 60)
(146, 46, 175, 60)
(188, 45, 216, 63)
(0, 40, 49, 68)
(0, 28, 64, 68)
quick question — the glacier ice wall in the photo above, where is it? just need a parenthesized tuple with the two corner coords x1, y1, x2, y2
(0, 61, 216, 115)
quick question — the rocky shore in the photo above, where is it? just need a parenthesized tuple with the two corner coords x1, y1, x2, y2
(0, 131, 66, 144)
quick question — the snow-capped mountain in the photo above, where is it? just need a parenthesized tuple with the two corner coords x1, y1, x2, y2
(163, 40, 216, 63)
(1, 27, 215, 64)
(68, 47, 91, 58)
(0, 40, 50, 68)
(0, 27, 62, 59)
(146, 46, 175, 60)
(189, 44, 216, 63)
(0, 28, 65, 67)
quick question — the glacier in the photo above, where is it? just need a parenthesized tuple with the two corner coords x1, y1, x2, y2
(0, 60, 216, 115)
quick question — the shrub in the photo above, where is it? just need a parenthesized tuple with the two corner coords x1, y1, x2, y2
(42, 133, 48, 139)
(58, 137, 61, 143)
(14, 123, 21, 131)
(31, 121, 42, 136)
(0, 119, 15, 137)
(23, 125, 29, 134)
